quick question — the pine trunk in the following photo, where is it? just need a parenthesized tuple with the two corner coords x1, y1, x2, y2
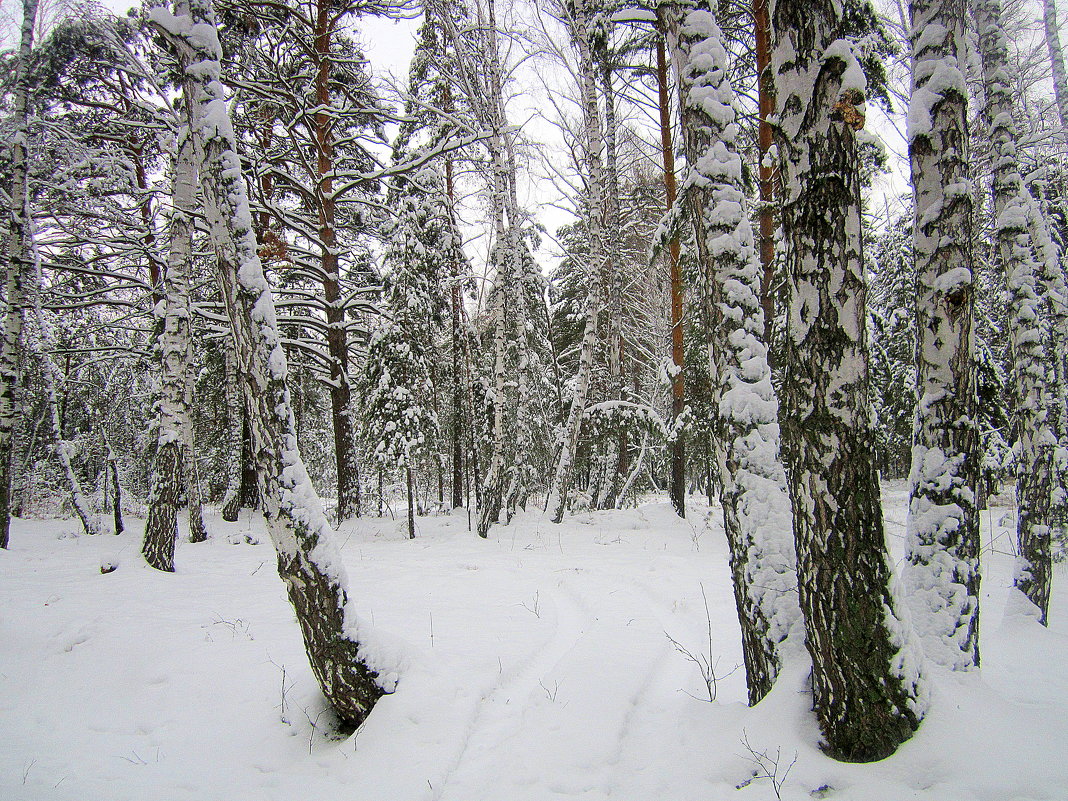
(313, 0, 360, 522)
(975, 0, 1055, 623)
(655, 23, 686, 520)
(153, 0, 384, 723)
(754, 0, 777, 347)
(773, 0, 924, 760)
(905, 0, 980, 669)
(665, 5, 800, 706)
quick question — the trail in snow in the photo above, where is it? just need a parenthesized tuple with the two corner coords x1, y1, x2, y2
(1, 490, 1067, 801)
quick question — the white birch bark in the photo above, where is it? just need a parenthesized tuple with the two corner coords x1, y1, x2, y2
(1042, 0, 1068, 135)
(150, 0, 384, 723)
(974, 0, 1055, 624)
(904, 0, 980, 670)
(220, 341, 243, 522)
(545, 0, 606, 525)
(469, 0, 518, 538)
(0, 0, 40, 549)
(144, 125, 200, 570)
(773, 0, 924, 760)
(664, 5, 800, 705)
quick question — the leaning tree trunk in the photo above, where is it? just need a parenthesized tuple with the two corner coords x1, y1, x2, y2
(144, 125, 200, 571)
(152, 0, 384, 723)
(975, 0, 1055, 624)
(665, 4, 801, 705)
(545, 0, 606, 525)
(773, 0, 925, 761)
(0, 0, 39, 549)
(904, 0, 980, 669)
(27, 232, 98, 537)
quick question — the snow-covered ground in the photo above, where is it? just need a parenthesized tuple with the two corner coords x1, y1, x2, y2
(2, 484, 1066, 801)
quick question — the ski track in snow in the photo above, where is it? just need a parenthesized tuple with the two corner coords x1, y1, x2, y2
(2, 490, 1068, 801)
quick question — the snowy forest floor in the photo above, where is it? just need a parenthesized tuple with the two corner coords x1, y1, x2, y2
(2, 481, 1067, 801)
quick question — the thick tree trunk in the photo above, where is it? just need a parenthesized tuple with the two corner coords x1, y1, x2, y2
(0, 0, 39, 549)
(773, 0, 924, 761)
(904, 0, 980, 669)
(153, 0, 384, 723)
(655, 22, 686, 520)
(665, 5, 800, 706)
(975, 0, 1055, 624)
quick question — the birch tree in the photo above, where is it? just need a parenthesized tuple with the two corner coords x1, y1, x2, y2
(664, 2, 800, 705)
(774, 0, 925, 761)
(143, 126, 201, 572)
(975, 0, 1056, 623)
(1042, 0, 1068, 134)
(151, 0, 385, 723)
(0, 0, 40, 548)
(904, 0, 980, 668)
(545, 0, 608, 524)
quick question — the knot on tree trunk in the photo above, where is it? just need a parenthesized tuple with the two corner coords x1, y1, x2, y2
(831, 88, 866, 131)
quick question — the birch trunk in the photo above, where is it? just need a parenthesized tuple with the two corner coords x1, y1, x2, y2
(773, 0, 924, 760)
(665, 5, 800, 705)
(152, 0, 384, 723)
(1042, 0, 1068, 134)
(475, 0, 517, 538)
(546, 1, 606, 524)
(904, 0, 980, 669)
(0, 0, 39, 549)
(975, 0, 1055, 624)
(144, 126, 200, 570)
(220, 342, 243, 522)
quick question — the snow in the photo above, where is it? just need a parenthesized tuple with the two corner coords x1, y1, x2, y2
(3, 486, 1066, 800)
